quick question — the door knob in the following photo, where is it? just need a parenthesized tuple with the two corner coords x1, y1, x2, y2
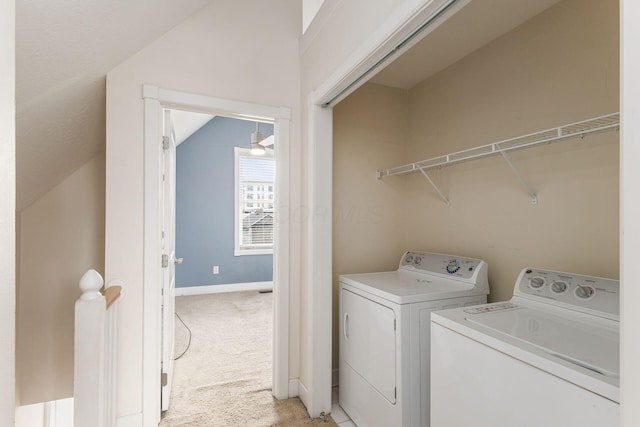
(174, 257, 183, 265)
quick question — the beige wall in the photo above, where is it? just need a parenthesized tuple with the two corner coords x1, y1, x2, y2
(332, 83, 409, 369)
(333, 0, 619, 367)
(17, 153, 105, 404)
(404, 0, 619, 301)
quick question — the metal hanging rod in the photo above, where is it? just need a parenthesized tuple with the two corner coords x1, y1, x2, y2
(376, 112, 619, 204)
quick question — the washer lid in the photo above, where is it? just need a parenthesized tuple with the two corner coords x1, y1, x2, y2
(432, 302, 620, 402)
(467, 306, 619, 378)
(339, 270, 482, 304)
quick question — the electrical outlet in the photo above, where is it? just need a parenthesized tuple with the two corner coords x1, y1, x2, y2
(213, 266, 219, 275)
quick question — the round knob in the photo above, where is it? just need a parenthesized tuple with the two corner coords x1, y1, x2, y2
(529, 277, 545, 289)
(446, 260, 460, 274)
(551, 280, 568, 294)
(414, 256, 422, 265)
(405, 254, 414, 264)
(575, 285, 595, 299)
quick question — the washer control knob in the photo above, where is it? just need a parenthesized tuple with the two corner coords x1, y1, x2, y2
(551, 280, 568, 294)
(446, 260, 460, 274)
(575, 285, 595, 299)
(529, 277, 545, 289)
(405, 254, 414, 264)
(414, 256, 422, 265)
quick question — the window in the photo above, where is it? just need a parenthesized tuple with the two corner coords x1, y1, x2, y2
(234, 147, 275, 255)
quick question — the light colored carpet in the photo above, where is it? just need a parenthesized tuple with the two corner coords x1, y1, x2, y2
(160, 291, 337, 427)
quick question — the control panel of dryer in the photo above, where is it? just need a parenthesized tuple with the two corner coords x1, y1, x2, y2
(399, 251, 483, 280)
(515, 268, 619, 319)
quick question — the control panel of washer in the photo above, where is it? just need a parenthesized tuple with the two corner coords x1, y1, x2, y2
(400, 251, 483, 279)
(516, 268, 619, 318)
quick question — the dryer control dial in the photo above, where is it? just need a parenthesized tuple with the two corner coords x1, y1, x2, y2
(529, 277, 545, 289)
(575, 285, 595, 299)
(446, 260, 461, 274)
(551, 280, 568, 294)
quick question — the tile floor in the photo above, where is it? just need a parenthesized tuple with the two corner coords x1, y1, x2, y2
(331, 386, 356, 427)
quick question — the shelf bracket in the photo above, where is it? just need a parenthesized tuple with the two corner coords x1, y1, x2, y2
(416, 166, 450, 206)
(500, 151, 538, 204)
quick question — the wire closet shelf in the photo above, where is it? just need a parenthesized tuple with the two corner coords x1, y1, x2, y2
(375, 112, 620, 205)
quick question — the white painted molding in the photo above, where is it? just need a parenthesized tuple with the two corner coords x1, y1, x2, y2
(142, 85, 291, 121)
(298, 380, 310, 410)
(288, 379, 300, 398)
(142, 95, 163, 427)
(175, 281, 273, 296)
(116, 412, 143, 427)
(303, 100, 334, 418)
(312, 0, 468, 106)
(332, 369, 339, 387)
(143, 85, 291, 423)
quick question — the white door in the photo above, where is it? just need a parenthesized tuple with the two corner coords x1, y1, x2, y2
(161, 109, 179, 411)
(341, 288, 396, 403)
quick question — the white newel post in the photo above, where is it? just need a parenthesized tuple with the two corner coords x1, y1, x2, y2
(75, 269, 106, 427)
(74, 269, 119, 427)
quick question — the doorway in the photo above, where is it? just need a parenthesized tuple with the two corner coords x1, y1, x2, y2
(142, 85, 291, 425)
(162, 110, 276, 416)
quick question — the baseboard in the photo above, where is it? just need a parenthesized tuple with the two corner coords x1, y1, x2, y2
(298, 380, 310, 411)
(288, 378, 299, 398)
(175, 281, 273, 296)
(332, 369, 339, 387)
(117, 412, 142, 427)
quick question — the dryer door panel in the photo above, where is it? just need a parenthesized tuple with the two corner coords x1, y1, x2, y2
(341, 288, 396, 403)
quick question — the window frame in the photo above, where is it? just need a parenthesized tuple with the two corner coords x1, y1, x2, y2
(234, 146, 275, 256)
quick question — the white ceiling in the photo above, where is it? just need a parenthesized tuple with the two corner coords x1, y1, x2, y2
(16, 0, 215, 209)
(370, 0, 561, 90)
(171, 110, 214, 146)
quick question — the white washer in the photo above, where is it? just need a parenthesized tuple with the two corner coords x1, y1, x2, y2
(431, 268, 619, 427)
(339, 251, 490, 427)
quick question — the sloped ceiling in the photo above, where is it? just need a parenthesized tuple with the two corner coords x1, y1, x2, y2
(16, 0, 215, 210)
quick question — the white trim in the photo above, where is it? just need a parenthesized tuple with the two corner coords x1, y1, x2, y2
(116, 412, 143, 427)
(143, 86, 291, 121)
(272, 116, 291, 400)
(622, 1, 640, 425)
(302, 99, 333, 417)
(312, 0, 468, 107)
(175, 281, 273, 296)
(235, 249, 274, 256)
(143, 85, 291, 423)
(288, 378, 300, 398)
(142, 96, 162, 427)
(298, 380, 310, 409)
(304, 0, 473, 418)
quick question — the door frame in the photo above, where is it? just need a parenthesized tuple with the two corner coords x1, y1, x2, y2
(303, 0, 468, 416)
(142, 85, 291, 424)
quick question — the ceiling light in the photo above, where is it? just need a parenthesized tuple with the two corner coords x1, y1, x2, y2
(250, 122, 266, 156)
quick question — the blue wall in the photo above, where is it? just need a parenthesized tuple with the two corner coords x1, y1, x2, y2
(175, 116, 274, 287)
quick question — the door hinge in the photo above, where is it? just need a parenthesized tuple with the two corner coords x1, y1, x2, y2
(394, 319, 396, 331)
(395, 387, 397, 400)
(162, 254, 169, 268)
(162, 136, 170, 150)
(161, 372, 168, 387)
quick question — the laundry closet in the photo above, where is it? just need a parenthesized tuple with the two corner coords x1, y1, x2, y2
(331, 0, 618, 402)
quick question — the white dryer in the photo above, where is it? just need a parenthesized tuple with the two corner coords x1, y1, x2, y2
(339, 251, 490, 427)
(431, 268, 619, 427)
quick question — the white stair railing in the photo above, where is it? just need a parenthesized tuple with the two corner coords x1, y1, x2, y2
(73, 270, 121, 427)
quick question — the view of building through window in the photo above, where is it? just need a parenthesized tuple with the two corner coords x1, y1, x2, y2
(236, 150, 275, 253)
